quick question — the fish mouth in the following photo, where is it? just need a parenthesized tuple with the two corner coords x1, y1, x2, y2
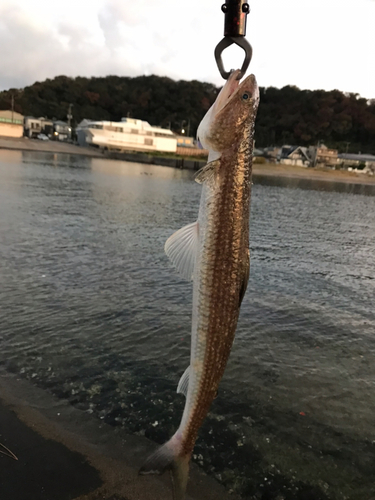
(214, 70, 258, 113)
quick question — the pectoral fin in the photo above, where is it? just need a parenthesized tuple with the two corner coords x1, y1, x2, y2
(239, 249, 250, 307)
(165, 221, 199, 281)
(195, 160, 220, 185)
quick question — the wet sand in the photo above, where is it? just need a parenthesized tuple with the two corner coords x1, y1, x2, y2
(0, 371, 240, 500)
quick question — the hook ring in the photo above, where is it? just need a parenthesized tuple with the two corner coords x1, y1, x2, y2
(214, 36, 253, 80)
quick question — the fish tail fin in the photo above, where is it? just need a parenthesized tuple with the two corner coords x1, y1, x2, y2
(139, 433, 190, 500)
(170, 454, 190, 500)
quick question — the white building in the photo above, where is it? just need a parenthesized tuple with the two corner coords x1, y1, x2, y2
(76, 118, 177, 153)
(24, 117, 53, 138)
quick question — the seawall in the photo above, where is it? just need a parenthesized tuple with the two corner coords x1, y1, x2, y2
(105, 150, 207, 170)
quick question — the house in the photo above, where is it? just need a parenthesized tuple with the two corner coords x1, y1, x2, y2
(0, 110, 24, 138)
(24, 117, 53, 138)
(308, 144, 338, 168)
(262, 146, 280, 162)
(53, 120, 71, 141)
(279, 145, 311, 167)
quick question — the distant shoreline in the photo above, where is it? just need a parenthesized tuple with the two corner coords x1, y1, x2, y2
(0, 135, 103, 158)
(253, 163, 375, 186)
(1, 135, 375, 186)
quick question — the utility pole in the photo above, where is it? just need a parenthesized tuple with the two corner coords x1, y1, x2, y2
(313, 140, 321, 168)
(67, 103, 73, 139)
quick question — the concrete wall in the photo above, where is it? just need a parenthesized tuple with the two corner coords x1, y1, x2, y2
(106, 151, 206, 171)
(280, 158, 308, 167)
(0, 123, 23, 138)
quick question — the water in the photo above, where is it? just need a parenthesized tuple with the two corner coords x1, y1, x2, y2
(1, 149, 375, 500)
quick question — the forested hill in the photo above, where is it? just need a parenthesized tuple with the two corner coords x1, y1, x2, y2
(1, 74, 374, 153)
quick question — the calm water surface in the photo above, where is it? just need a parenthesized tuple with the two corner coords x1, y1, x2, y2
(1, 150, 375, 499)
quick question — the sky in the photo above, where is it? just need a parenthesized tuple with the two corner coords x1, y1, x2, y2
(0, 0, 374, 98)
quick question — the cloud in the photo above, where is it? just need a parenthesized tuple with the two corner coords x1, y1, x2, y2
(0, 3, 132, 90)
(0, 0, 373, 98)
(0, 0, 221, 91)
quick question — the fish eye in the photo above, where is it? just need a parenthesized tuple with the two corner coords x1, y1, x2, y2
(242, 93, 250, 101)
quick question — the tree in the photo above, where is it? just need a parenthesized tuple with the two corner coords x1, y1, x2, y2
(1, 75, 374, 153)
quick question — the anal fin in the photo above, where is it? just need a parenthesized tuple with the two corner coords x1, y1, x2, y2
(177, 366, 190, 397)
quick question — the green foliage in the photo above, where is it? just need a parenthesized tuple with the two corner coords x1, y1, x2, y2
(0, 75, 374, 153)
(256, 86, 375, 153)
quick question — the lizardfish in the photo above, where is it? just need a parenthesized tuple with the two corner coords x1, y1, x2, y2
(140, 69, 259, 499)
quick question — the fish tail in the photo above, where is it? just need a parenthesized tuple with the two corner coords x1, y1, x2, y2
(139, 433, 190, 500)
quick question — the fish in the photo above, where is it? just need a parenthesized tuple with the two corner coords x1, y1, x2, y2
(139, 69, 259, 499)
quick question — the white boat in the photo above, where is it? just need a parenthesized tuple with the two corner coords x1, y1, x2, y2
(76, 118, 177, 153)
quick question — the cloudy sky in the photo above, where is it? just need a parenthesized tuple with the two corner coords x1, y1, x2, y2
(0, 0, 374, 97)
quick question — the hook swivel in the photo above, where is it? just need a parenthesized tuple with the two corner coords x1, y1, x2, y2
(214, 0, 253, 80)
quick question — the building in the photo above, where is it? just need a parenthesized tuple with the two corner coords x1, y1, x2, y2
(308, 144, 338, 168)
(279, 145, 311, 167)
(262, 146, 280, 162)
(76, 118, 177, 153)
(0, 110, 24, 138)
(176, 135, 195, 148)
(53, 120, 71, 141)
(337, 153, 375, 174)
(174, 135, 208, 156)
(24, 117, 53, 138)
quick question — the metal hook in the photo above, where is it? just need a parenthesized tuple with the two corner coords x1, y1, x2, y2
(215, 0, 253, 80)
(214, 37, 253, 80)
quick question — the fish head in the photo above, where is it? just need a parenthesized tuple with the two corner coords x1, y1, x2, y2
(197, 70, 259, 155)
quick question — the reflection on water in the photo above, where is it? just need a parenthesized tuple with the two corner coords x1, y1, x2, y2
(1, 150, 375, 500)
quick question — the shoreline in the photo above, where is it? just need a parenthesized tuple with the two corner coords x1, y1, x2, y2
(0, 136, 103, 158)
(0, 371, 238, 500)
(1, 136, 375, 186)
(253, 162, 375, 186)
